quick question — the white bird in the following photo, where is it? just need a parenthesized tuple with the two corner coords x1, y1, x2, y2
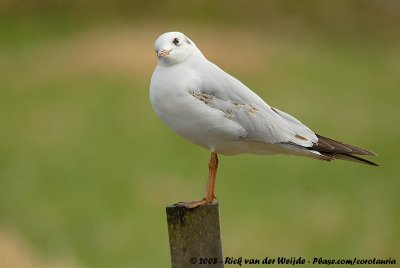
(150, 32, 378, 208)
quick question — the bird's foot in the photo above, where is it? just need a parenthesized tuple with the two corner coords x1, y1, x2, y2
(175, 196, 216, 209)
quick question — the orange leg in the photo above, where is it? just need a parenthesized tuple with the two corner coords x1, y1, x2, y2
(176, 152, 219, 209)
(204, 152, 218, 202)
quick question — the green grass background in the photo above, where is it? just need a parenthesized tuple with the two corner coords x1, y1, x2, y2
(0, 1, 399, 267)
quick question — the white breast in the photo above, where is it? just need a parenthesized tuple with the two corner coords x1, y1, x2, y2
(150, 65, 246, 153)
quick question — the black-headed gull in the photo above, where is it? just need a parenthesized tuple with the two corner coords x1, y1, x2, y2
(150, 32, 378, 208)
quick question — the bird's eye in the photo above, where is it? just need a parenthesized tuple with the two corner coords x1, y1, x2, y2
(173, 38, 180, 45)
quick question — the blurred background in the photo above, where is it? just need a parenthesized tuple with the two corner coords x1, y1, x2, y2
(1, 0, 399, 267)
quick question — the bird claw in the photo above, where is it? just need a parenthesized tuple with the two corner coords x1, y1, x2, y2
(175, 197, 215, 209)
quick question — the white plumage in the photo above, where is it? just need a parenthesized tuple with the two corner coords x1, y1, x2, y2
(149, 32, 377, 208)
(151, 32, 320, 156)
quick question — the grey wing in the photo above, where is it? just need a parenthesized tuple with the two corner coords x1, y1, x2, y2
(188, 89, 379, 165)
(188, 83, 317, 148)
(186, 62, 378, 165)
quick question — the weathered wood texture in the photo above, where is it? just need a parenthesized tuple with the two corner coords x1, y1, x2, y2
(166, 202, 224, 268)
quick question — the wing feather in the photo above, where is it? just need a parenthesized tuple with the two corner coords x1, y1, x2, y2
(186, 56, 378, 165)
(312, 134, 377, 155)
(188, 88, 317, 148)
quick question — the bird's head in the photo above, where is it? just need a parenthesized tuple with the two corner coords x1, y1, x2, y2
(154, 32, 197, 66)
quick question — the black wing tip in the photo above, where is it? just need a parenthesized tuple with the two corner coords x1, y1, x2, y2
(351, 146, 377, 156)
(339, 153, 380, 167)
(360, 158, 380, 167)
(317, 151, 379, 167)
(315, 133, 377, 156)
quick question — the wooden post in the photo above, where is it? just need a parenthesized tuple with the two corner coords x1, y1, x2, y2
(166, 202, 224, 267)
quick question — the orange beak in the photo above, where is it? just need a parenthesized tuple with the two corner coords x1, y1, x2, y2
(157, 49, 171, 58)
